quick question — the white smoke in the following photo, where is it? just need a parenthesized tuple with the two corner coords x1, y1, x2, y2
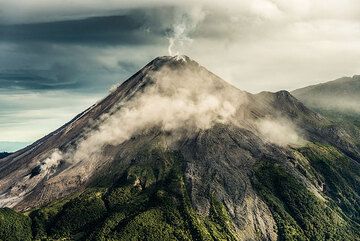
(108, 83, 120, 93)
(167, 6, 206, 56)
(256, 118, 305, 146)
(49, 62, 244, 165)
(40, 149, 63, 172)
(37, 62, 305, 170)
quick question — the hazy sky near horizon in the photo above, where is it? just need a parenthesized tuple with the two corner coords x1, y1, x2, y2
(0, 0, 360, 147)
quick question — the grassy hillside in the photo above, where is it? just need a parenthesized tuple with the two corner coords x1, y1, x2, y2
(253, 143, 360, 241)
(1, 150, 238, 241)
(310, 108, 360, 128)
(1, 143, 360, 241)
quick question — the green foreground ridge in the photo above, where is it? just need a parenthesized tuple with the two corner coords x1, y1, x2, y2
(1, 143, 360, 241)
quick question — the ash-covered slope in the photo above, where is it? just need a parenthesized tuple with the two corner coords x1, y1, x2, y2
(0, 55, 247, 210)
(1, 56, 360, 241)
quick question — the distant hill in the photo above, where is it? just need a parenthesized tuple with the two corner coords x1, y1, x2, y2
(0, 141, 31, 153)
(292, 75, 360, 127)
(0, 152, 11, 159)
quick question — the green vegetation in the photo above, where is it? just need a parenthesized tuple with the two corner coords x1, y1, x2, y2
(0, 207, 32, 241)
(312, 107, 360, 128)
(253, 143, 360, 241)
(205, 196, 238, 241)
(1, 144, 360, 240)
(0, 149, 237, 240)
(296, 144, 360, 224)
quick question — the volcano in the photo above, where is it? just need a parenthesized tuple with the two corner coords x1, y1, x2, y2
(0, 56, 359, 240)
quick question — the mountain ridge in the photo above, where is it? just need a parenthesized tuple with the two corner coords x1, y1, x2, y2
(0, 56, 360, 240)
(292, 74, 360, 128)
(292, 75, 360, 95)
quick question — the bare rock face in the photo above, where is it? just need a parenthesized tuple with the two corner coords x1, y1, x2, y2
(181, 126, 280, 239)
(1, 56, 360, 240)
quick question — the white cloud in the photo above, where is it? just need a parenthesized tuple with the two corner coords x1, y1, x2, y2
(1, 0, 359, 24)
(256, 118, 305, 146)
(1, 0, 360, 142)
(52, 61, 245, 164)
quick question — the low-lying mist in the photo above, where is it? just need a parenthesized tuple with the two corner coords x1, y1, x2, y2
(40, 60, 306, 171)
(44, 62, 246, 167)
(256, 117, 305, 146)
(306, 96, 360, 113)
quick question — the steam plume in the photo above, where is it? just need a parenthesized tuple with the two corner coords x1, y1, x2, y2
(167, 6, 206, 56)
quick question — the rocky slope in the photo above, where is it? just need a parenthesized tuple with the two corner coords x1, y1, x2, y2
(0, 56, 359, 240)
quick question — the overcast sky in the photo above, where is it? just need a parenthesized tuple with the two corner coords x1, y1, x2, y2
(0, 0, 360, 149)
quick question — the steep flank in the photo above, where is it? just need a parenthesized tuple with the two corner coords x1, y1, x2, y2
(1, 56, 360, 240)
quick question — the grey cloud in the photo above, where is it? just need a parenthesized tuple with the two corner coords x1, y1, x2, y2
(0, 0, 360, 144)
(0, 41, 162, 92)
(0, 12, 166, 46)
(0, 64, 81, 90)
(0, 7, 175, 92)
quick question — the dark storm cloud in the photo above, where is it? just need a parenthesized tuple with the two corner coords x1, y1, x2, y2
(0, 66, 80, 90)
(0, 41, 164, 92)
(0, 45, 98, 92)
(0, 8, 175, 92)
(0, 13, 164, 46)
(1, 0, 360, 145)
